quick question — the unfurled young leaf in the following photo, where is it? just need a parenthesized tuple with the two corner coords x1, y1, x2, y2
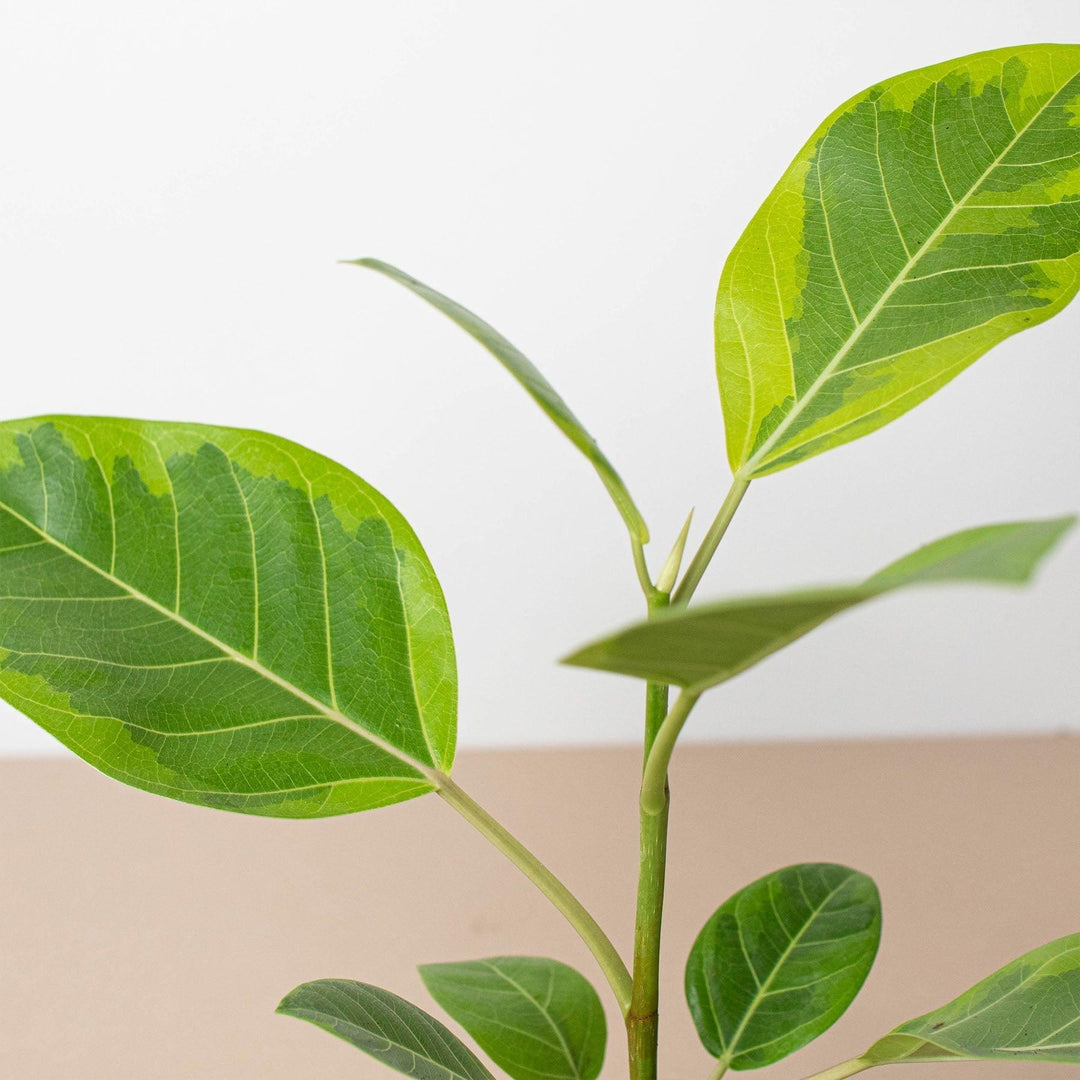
(563, 517, 1074, 689)
(863, 933, 1080, 1066)
(420, 956, 606, 1080)
(277, 980, 494, 1080)
(686, 864, 881, 1070)
(351, 259, 648, 544)
(717, 44, 1080, 478)
(0, 417, 455, 817)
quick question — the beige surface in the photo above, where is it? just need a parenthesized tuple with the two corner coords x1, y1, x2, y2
(2, 736, 1078, 1080)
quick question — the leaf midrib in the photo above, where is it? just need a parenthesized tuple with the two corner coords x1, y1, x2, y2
(480, 960, 584, 1080)
(290, 1006, 479, 1080)
(715, 874, 855, 1066)
(743, 75, 1069, 474)
(905, 944, 1080, 1046)
(0, 496, 440, 784)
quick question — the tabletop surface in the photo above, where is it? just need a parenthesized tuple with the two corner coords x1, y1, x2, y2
(3, 735, 1078, 1079)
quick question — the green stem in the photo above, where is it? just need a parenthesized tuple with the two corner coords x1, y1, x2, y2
(640, 690, 702, 816)
(436, 774, 633, 1014)
(632, 537, 660, 603)
(710, 1059, 730, 1080)
(795, 1057, 876, 1080)
(626, 482, 747, 1079)
(671, 474, 750, 606)
(627, 592, 671, 1080)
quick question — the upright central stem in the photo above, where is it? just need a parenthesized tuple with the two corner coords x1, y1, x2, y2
(627, 594, 671, 1080)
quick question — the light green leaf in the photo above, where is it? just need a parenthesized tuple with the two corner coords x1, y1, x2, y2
(717, 44, 1080, 478)
(686, 864, 881, 1070)
(0, 416, 456, 817)
(351, 259, 648, 544)
(863, 933, 1080, 1065)
(563, 517, 1074, 689)
(277, 979, 494, 1080)
(420, 956, 606, 1080)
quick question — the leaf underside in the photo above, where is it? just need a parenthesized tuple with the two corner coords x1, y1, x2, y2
(278, 980, 494, 1080)
(420, 956, 607, 1080)
(352, 258, 648, 544)
(686, 863, 881, 1069)
(562, 517, 1074, 689)
(0, 417, 456, 817)
(717, 43, 1080, 477)
(867, 933, 1080, 1065)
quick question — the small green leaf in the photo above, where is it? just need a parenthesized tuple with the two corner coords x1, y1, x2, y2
(277, 979, 494, 1080)
(563, 517, 1074, 689)
(420, 956, 606, 1080)
(686, 864, 881, 1070)
(864, 933, 1080, 1066)
(351, 259, 648, 544)
(0, 416, 456, 817)
(717, 44, 1080, 478)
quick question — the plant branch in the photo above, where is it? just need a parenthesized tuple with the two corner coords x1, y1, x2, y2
(435, 774, 633, 1013)
(640, 689, 702, 816)
(671, 474, 750, 606)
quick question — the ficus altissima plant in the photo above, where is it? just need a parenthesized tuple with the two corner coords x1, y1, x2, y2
(4, 42, 1080, 1080)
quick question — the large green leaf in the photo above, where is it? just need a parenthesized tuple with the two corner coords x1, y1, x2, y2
(686, 864, 881, 1070)
(563, 517, 1074, 689)
(420, 956, 606, 1080)
(717, 44, 1080, 478)
(351, 259, 648, 544)
(277, 980, 494, 1080)
(0, 416, 456, 817)
(863, 933, 1080, 1066)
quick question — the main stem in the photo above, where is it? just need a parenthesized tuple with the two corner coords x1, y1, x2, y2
(628, 475, 750, 1079)
(436, 774, 633, 1013)
(627, 592, 671, 1080)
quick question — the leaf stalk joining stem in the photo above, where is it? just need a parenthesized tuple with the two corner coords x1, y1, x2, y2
(435, 774, 633, 1014)
(672, 474, 750, 605)
(633, 537, 661, 603)
(640, 690, 702, 816)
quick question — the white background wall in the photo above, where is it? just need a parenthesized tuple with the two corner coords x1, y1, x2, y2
(1, 0, 1077, 754)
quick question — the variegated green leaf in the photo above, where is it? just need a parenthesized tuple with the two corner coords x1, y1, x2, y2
(718, 44, 1080, 478)
(563, 517, 1074, 689)
(0, 416, 455, 817)
(351, 259, 648, 544)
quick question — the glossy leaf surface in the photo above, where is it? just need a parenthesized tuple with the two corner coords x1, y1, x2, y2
(421, 956, 606, 1080)
(564, 517, 1073, 689)
(352, 259, 648, 543)
(865, 933, 1080, 1066)
(0, 417, 455, 816)
(686, 864, 881, 1069)
(278, 980, 493, 1080)
(717, 44, 1080, 478)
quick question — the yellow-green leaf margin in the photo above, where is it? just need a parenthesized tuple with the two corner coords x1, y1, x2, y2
(0, 416, 456, 817)
(717, 44, 1080, 477)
